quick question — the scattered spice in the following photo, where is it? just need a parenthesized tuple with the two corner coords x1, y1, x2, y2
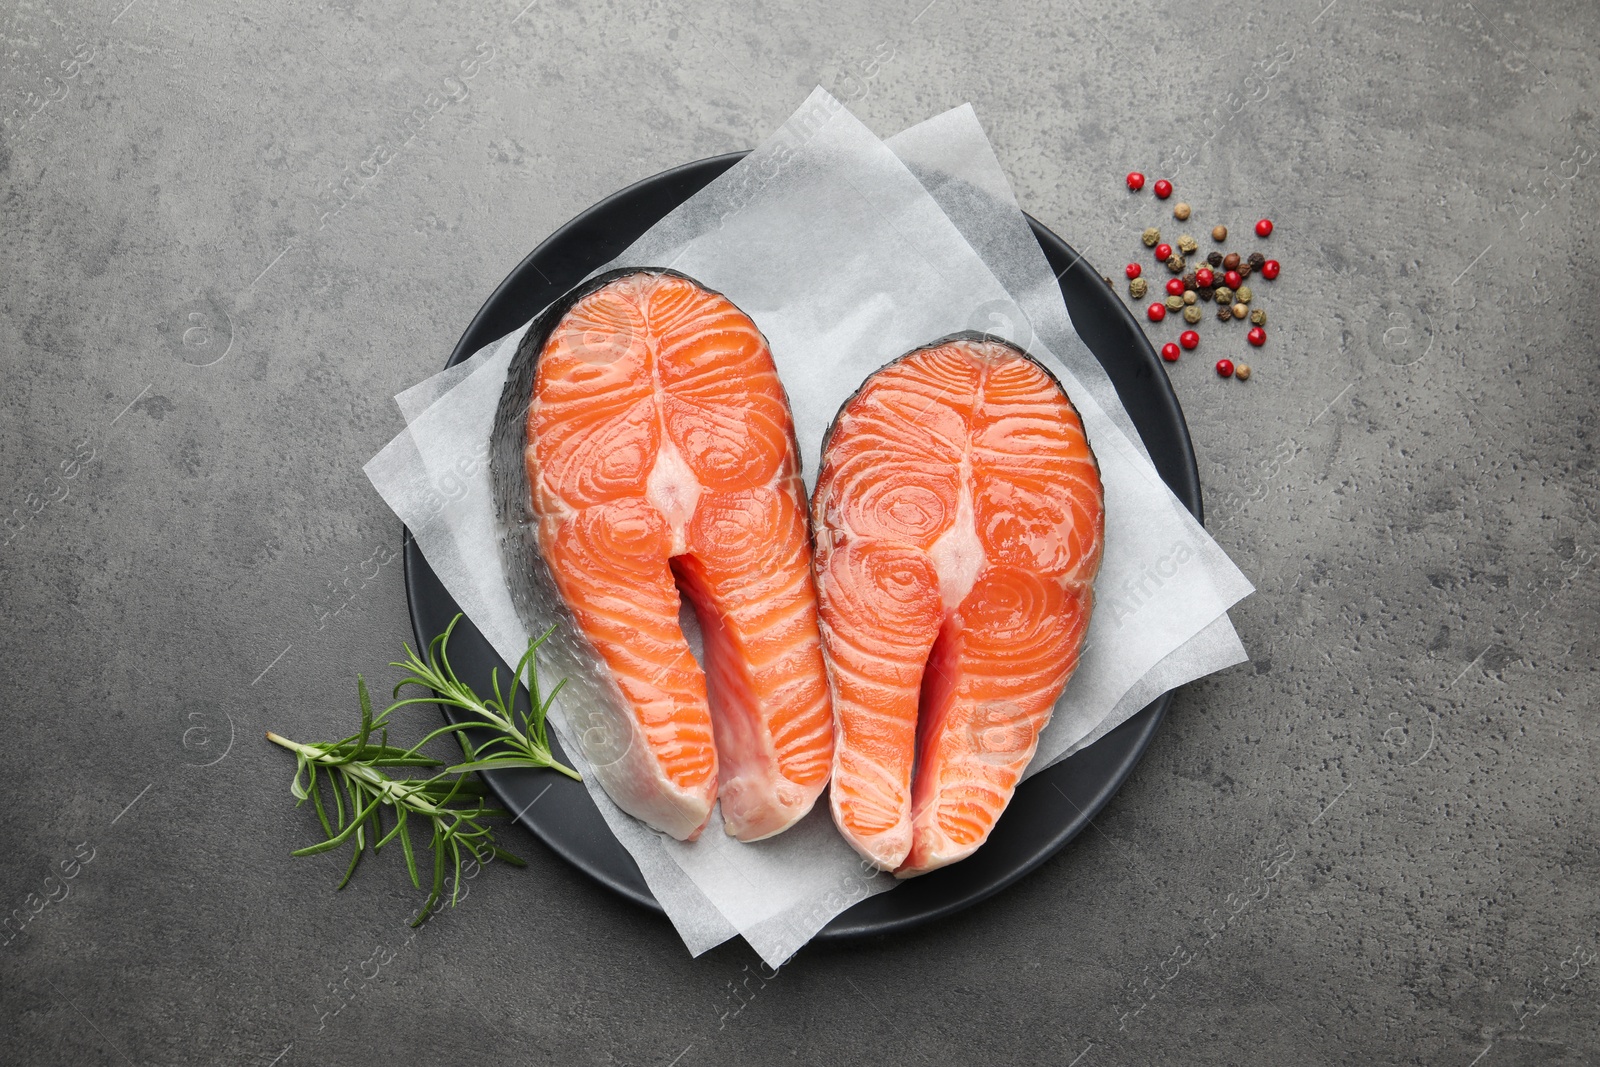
(1207, 251, 1224, 268)
(1236, 262, 1252, 280)
(1104, 275, 1114, 287)
(1173, 202, 1191, 220)
(1147, 302, 1166, 322)
(1232, 302, 1248, 320)
(1127, 172, 1146, 191)
(1255, 218, 1274, 238)
(1223, 252, 1241, 271)
(1216, 304, 1234, 322)
(1212, 225, 1228, 242)
(1182, 290, 1198, 306)
(1154, 179, 1173, 199)
(1183, 304, 1203, 324)
(1154, 242, 1173, 260)
(1250, 308, 1266, 326)
(1166, 278, 1186, 296)
(1165, 294, 1185, 311)
(1180, 330, 1200, 350)
(1143, 227, 1161, 247)
(1197, 286, 1215, 302)
(1248, 252, 1266, 270)
(1182, 269, 1198, 289)
(1166, 253, 1186, 273)
(1125, 262, 1143, 279)
(1236, 285, 1253, 304)
(1235, 363, 1251, 381)
(1261, 259, 1281, 280)
(1214, 285, 1234, 305)
(1161, 342, 1180, 362)
(1129, 277, 1149, 298)
(1247, 326, 1267, 346)
(1195, 267, 1215, 288)
(1177, 234, 1198, 255)
(1216, 358, 1235, 378)
(1223, 269, 1243, 289)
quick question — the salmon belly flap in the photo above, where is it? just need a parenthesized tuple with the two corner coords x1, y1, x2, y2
(525, 271, 833, 842)
(813, 336, 1105, 876)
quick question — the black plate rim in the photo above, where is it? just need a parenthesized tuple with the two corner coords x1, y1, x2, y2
(401, 150, 1202, 940)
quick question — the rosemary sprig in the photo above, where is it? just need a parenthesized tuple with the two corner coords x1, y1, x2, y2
(268, 616, 578, 924)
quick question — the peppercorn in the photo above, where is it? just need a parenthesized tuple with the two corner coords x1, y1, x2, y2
(1236, 262, 1252, 279)
(1127, 172, 1146, 192)
(1143, 227, 1161, 247)
(1235, 363, 1251, 381)
(1161, 342, 1180, 362)
(1173, 202, 1191, 220)
(1155, 242, 1173, 260)
(1248, 252, 1265, 270)
(1214, 285, 1234, 305)
(1255, 218, 1273, 238)
(1236, 285, 1252, 304)
(1182, 290, 1197, 305)
(1217, 304, 1233, 322)
(1154, 179, 1173, 199)
(1261, 259, 1281, 280)
(1224, 269, 1243, 289)
(1207, 251, 1224, 268)
(1249, 308, 1266, 326)
(1178, 234, 1198, 255)
(1216, 358, 1234, 378)
(1182, 269, 1198, 289)
(1166, 253, 1185, 273)
(1212, 225, 1228, 242)
(1104, 276, 1113, 287)
(1223, 252, 1241, 271)
(1247, 326, 1267, 346)
(1165, 294, 1185, 311)
(1197, 286, 1215, 302)
(1126, 262, 1143, 280)
(1195, 267, 1215, 288)
(1180, 330, 1200, 350)
(1232, 302, 1248, 319)
(1166, 278, 1186, 297)
(1129, 277, 1148, 298)
(1147, 302, 1166, 322)
(1183, 304, 1203, 324)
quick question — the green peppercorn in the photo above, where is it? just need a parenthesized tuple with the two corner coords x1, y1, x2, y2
(1142, 228, 1161, 247)
(1165, 294, 1185, 311)
(1232, 302, 1248, 319)
(1166, 253, 1185, 273)
(1237, 285, 1253, 304)
(1214, 285, 1234, 304)
(1183, 304, 1203, 324)
(1129, 277, 1148, 299)
(1250, 308, 1266, 326)
(1177, 234, 1198, 255)
(1182, 290, 1197, 305)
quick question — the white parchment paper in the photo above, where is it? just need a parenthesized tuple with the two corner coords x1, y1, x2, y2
(366, 90, 1254, 967)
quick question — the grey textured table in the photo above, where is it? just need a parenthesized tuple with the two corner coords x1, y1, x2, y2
(3, 1, 1596, 1064)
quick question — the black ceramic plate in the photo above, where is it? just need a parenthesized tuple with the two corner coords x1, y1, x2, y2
(403, 152, 1202, 940)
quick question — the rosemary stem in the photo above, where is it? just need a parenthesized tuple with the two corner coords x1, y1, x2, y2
(267, 732, 464, 819)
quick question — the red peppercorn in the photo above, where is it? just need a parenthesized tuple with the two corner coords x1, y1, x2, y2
(1153, 179, 1173, 199)
(1126, 172, 1146, 191)
(1154, 243, 1173, 261)
(1255, 218, 1273, 238)
(1180, 330, 1200, 350)
(1195, 268, 1214, 288)
(1125, 263, 1143, 280)
(1247, 326, 1266, 346)
(1147, 302, 1167, 322)
(1261, 259, 1280, 280)
(1224, 269, 1243, 289)
(1165, 278, 1185, 296)
(1216, 358, 1235, 378)
(1161, 342, 1180, 362)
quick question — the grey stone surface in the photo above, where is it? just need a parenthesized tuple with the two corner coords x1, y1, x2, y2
(2, 0, 1597, 1063)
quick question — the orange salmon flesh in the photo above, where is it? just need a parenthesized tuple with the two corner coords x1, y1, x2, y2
(526, 271, 834, 842)
(812, 336, 1104, 876)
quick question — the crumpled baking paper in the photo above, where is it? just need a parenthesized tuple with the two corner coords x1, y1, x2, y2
(366, 90, 1253, 967)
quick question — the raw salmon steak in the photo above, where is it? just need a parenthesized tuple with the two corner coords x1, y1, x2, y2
(813, 334, 1104, 876)
(523, 269, 833, 842)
